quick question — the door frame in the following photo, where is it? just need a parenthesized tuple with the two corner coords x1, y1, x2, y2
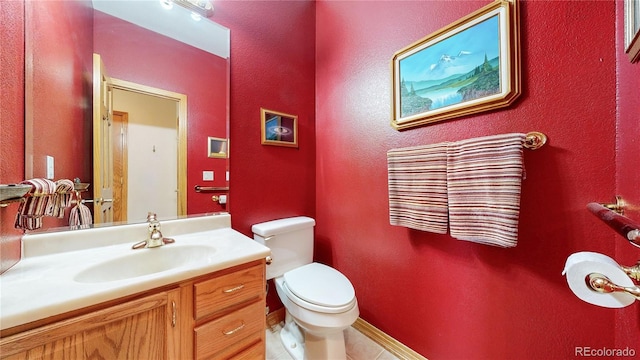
(112, 110, 128, 223)
(110, 78, 188, 217)
(92, 54, 114, 224)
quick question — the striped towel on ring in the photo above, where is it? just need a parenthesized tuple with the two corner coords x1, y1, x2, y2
(387, 142, 450, 234)
(446, 133, 526, 247)
(14, 178, 56, 231)
(69, 202, 93, 229)
(50, 179, 75, 218)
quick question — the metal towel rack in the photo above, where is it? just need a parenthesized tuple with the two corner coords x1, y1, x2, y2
(587, 200, 640, 248)
(581, 199, 640, 302)
(194, 185, 229, 193)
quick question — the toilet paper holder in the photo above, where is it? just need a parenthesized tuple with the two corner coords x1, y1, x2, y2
(586, 272, 640, 300)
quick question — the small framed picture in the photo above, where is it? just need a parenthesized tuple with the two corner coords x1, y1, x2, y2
(260, 108, 298, 148)
(208, 137, 228, 158)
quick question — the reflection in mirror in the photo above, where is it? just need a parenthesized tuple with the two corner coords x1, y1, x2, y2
(109, 80, 186, 224)
(208, 137, 228, 159)
(24, 0, 230, 231)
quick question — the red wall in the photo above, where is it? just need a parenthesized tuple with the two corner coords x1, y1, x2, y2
(614, 0, 640, 349)
(214, 1, 317, 231)
(93, 11, 229, 216)
(1, 0, 94, 272)
(213, 1, 317, 311)
(0, 1, 25, 273)
(27, 0, 93, 190)
(313, 0, 637, 359)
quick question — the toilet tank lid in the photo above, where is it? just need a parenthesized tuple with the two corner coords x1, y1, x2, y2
(252, 216, 316, 237)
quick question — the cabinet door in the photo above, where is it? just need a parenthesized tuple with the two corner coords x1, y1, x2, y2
(1, 290, 181, 360)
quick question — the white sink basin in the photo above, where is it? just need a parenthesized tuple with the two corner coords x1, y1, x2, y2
(74, 244, 216, 283)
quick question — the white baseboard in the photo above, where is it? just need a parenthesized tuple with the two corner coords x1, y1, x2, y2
(352, 317, 427, 360)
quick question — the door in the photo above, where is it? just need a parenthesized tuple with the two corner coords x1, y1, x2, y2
(93, 53, 114, 224)
(110, 81, 187, 222)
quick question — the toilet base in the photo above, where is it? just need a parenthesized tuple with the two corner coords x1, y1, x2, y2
(304, 329, 347, 360)
(279, 313, 347, 360)
(280, 319, 305, 360)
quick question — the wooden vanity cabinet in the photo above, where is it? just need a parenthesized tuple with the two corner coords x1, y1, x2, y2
(0, 290, 182, 360)
(0, 260, 266, 360)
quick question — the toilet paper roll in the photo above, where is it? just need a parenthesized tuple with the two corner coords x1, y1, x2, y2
(562, 252, 636, 308)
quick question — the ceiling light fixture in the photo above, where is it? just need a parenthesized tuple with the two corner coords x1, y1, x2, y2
(174, 0, 214, 18)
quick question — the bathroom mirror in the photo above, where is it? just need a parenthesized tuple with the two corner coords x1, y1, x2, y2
(24, 0, 230, 229)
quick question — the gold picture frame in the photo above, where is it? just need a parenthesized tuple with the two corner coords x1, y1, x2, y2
(625, 0, 640, 62)
(208, 137, 228, 158)
(260, 108, 298, 148)
(391, 0, 520, 130)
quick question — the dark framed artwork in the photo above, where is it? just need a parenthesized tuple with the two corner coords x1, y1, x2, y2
(260, 108, 298, 148)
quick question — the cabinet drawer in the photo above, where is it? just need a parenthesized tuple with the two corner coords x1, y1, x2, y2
(194, 301, 264, 360)
(194, 264, 264, 320)
(230, 340, 264, 360)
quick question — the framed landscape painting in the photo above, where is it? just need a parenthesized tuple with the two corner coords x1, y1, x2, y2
(391, 0, 520, 130)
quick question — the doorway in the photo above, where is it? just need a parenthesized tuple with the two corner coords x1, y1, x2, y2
(110, 79, 187, 223)
(93, 54, 187, 225)
(112, 88, 180, 223)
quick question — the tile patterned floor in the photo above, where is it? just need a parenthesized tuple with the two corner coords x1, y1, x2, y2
(266, 323, 399, 360)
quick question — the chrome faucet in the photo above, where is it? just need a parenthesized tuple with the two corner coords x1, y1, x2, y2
(132, 212, 175, 249)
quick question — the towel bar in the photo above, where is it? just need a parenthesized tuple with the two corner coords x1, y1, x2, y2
(587, 200, 640, 248)
(194, 185, 229, 192)
(523, 131, 547, 150)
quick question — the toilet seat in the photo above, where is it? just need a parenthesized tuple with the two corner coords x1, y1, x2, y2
(282, 263, 356, 314)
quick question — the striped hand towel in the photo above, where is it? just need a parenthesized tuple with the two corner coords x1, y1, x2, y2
(69, 202, 93, 229)
(388, 142, 450, 234)
(446, 133, 526, 247)
(14, 178, 56, 231)
(50, 179, 75, 218)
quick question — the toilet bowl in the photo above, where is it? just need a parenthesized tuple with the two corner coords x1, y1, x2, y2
(252, 217, 359, 360)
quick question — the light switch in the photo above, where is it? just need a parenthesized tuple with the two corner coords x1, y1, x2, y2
(202, 171, 214, 181)
(46, 156, 54, 179)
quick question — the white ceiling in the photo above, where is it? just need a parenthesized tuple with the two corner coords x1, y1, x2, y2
(92, 0, 230, 59)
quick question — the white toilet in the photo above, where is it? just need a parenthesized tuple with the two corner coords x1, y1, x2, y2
(252, 216, 359, 360)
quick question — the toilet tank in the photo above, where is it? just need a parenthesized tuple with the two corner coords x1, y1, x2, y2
(252, 216, 315, 280)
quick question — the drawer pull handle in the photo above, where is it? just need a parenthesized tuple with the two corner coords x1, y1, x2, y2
(171, 301, 177, 327)
(222, 321, 246, 335)
(223, 284, 245, 293)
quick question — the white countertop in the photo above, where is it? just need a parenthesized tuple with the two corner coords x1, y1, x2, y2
(0, 214, 270, 331)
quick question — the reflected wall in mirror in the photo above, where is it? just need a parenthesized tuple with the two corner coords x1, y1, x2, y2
(25, 0, 230, 231)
